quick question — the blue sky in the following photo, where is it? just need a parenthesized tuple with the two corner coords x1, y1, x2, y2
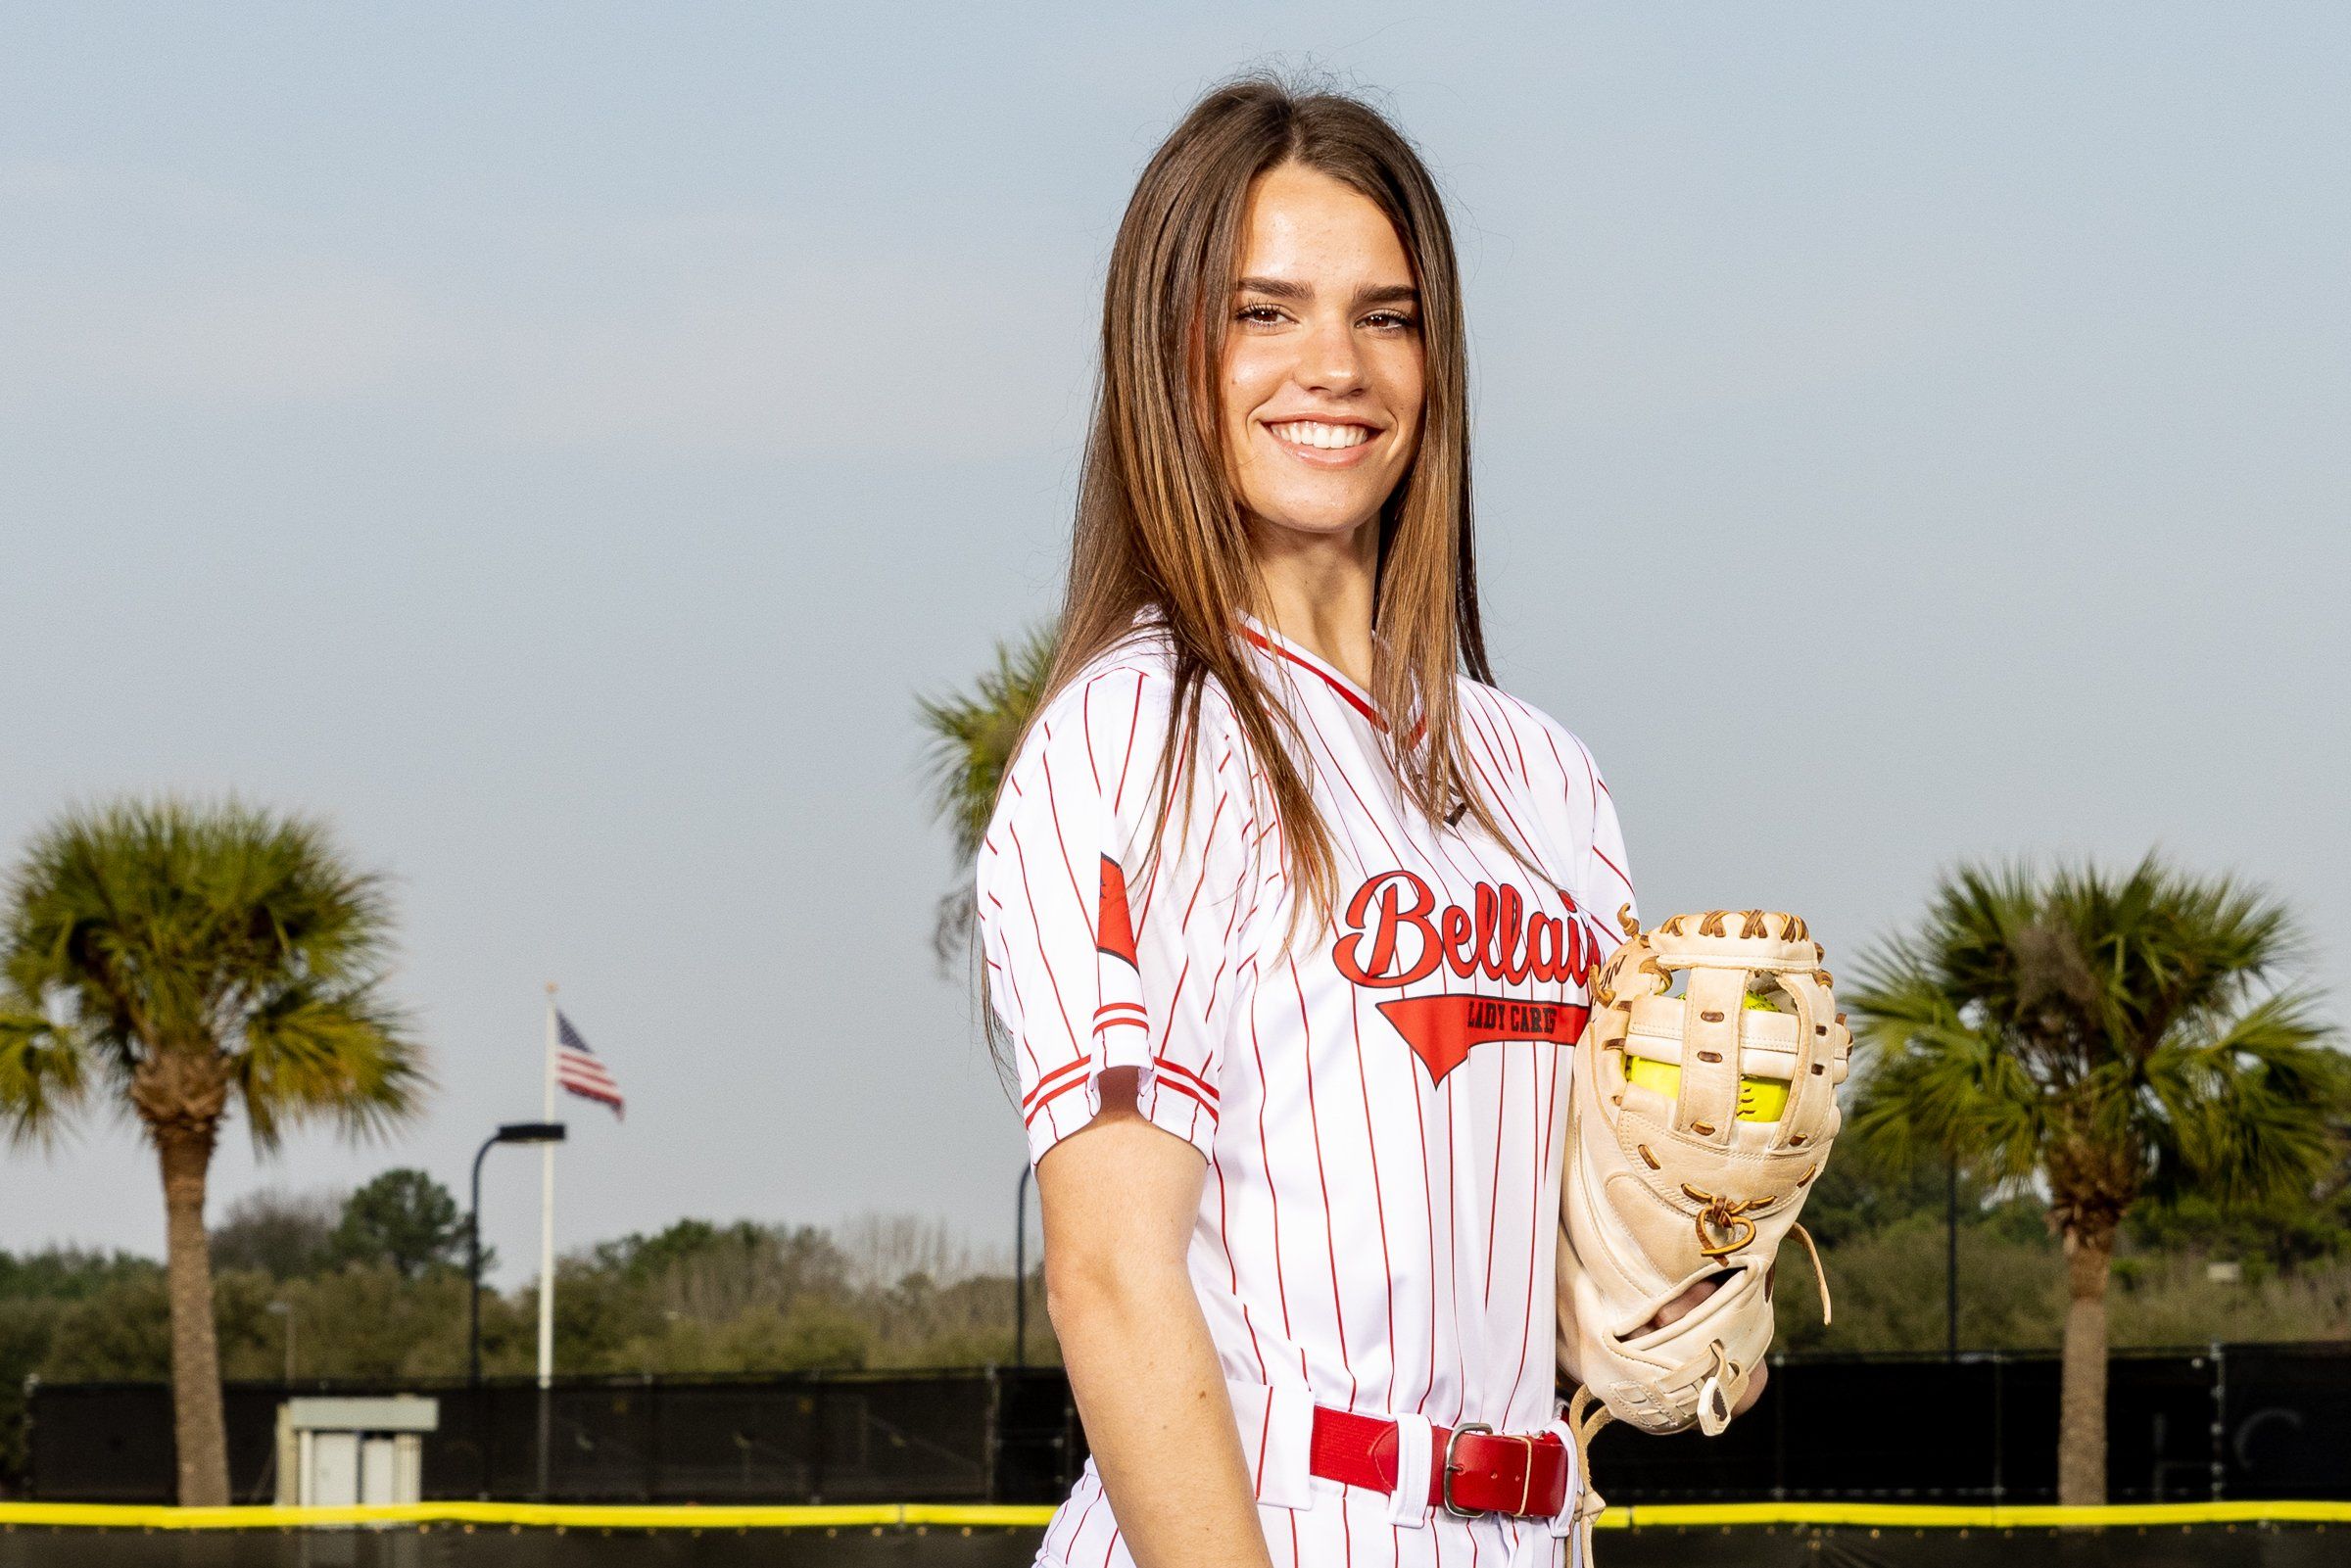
(3, 3, 2345, 1285)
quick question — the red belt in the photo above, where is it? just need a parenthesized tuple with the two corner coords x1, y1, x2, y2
(1309, 1405, 1569, 1519)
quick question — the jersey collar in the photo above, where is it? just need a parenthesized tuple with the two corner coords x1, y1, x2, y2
(1237, 613, 1385, 732)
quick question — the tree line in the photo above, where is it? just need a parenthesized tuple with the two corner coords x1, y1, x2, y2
(0, 1147, 2344, 1499)
(0, 1177, 1042, 1496)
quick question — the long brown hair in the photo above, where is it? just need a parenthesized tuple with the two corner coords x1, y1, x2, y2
(1036, 74, 1508, 921)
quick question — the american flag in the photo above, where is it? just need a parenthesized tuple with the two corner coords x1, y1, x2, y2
(554, 1010, 624, 1118)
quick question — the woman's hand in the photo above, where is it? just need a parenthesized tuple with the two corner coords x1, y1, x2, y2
(1642, 1277, 1769, 1417)
(1038, 1069, 1276, 1568)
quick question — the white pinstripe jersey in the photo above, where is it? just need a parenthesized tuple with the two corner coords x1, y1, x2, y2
(976, 616, 1636, 1568)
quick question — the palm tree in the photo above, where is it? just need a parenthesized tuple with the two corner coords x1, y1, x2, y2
(0, 797, 425, 1504)
(916, 623, 1057, 970)
(1847, 854, 2345, 1504)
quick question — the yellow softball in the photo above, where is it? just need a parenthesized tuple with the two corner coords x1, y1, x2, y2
(1622, 991, 1792, 1121)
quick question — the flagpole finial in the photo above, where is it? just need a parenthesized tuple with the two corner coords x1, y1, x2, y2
(547, 981, 557, 997)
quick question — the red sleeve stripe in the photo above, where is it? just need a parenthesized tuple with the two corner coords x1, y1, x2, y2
(1021, 1056, 1090, 1110)
(1026, 1065, 1219, 1132)
(1153, 1055, 1220, 1104)
(1022, 1072, 1091, 1126)
(1153, 1072, 1220, 1123)
(1594, 844, 1634, 896)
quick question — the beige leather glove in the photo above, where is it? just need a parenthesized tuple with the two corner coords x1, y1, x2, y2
(1555, 911, 1851, 1544)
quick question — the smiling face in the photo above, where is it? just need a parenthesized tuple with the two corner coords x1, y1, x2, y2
(1220, 161, 1426, 547)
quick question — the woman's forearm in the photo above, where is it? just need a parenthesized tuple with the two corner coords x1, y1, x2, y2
(1036, 1084, 1274, 1568)
(1051, 1250, 1273, 1568)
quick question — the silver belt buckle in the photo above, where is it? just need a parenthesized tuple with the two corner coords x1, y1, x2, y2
(1441, 1421, 1494, 1518)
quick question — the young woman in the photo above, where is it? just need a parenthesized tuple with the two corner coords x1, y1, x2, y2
(977, 78, 1729, 1568)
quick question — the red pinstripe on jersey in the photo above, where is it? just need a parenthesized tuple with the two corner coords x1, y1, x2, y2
(975, 617, 1631, 1568)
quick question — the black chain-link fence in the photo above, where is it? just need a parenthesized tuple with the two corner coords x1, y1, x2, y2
(24, 1370, 1014, 1505)
(1593, 1344, 2349, 1503)
(22, 1343, 2350, 1505)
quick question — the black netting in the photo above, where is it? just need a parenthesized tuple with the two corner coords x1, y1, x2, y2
(24, 1347, 2351, 1505)
(29, 1372, 1004, 1505)
(2222, 1344, 2351, 1499)
(24, 1385, 173, 1502)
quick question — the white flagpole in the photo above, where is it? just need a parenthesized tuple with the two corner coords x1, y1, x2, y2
(536, 983, 557, 1497)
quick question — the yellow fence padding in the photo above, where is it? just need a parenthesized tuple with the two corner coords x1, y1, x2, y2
(0, 1499, 2346, 1532)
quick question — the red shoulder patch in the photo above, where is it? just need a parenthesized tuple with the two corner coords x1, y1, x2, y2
(1096, 854, 1138, 968)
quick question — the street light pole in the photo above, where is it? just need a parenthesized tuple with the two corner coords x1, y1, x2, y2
(470, 1137, 494, 1390)
(468, 1121, 566, 1497)
(1945, 1153, 1960, 1358)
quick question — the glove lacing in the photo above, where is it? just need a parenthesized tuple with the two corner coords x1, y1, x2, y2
(1562, 1383, 1611, 1566)
(1560, 1224, 1831, 1559)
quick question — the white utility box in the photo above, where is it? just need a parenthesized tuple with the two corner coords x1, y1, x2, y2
(274, 1396, 439, 1506)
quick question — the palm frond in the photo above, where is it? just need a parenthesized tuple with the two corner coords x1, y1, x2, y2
(235, 984, 430, 1152)
(0, 792, 429, 1149)
(1848, 851, 2347, 1238)
(2140, 989, 2346, 1208)
(915, 624, 1058, 864)
(1847, 984, 2045, 1189)
(0, 995, 90, 1149)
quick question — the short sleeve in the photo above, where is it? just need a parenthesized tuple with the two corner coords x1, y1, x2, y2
(976, 665, 1259, 1167)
